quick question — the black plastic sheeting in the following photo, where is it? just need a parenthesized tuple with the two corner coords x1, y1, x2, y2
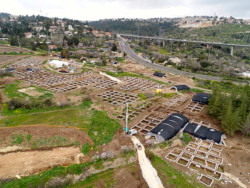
(153, 71, 166, 77)
(183, 123, 225, 144)
(207, 129, 225, 144)
(193, 126, 209, 140)
(149, 113, 189, 141)
(192, 93, 211, 105)
(148, 113, 225, 144)
(182, 122, 198, 135)
(26, 68, 33, 71)
(170, 85, 190, 91)
(5, 68, 15, 72)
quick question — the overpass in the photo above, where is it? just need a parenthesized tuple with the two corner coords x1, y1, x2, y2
(118, 36, 250, 85)
(120, 34, 250, 56)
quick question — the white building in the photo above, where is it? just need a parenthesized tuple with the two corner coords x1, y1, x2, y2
(49, 60, 69, 68)
(68, 25, 74, 31)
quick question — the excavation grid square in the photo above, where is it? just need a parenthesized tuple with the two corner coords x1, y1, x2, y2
(116, 102, 152, 121)
(97, 91, 138, 105)
(131, 113, 166, 135)
(185, 102, 204, 112)
(119, 76, 164, 92)
(8, 57, 97, 93)
(165, 138, 224, 187)
(164, 96, 187, 108)
(191, 119, 211, 128)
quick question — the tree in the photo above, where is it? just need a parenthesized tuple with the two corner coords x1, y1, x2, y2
(101, 58, 107, 66)
(190, 61, 201, 72)
(221, 99, 240, 136)
(61, 49, 69, 59)
(208, 89, 223, 119)
(111, 43, 117, 51)
(72, 36, 79, 46)
(241, 113, 250, 136)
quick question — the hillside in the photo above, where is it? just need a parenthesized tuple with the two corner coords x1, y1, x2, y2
(89, 17, 250, 45)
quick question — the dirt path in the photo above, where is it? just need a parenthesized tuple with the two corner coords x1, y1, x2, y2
(131, 136, 164, 188)
(223, 173, 247, 188)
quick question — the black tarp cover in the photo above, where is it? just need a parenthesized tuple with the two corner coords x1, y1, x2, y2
(183, 122, 198, 135)
(193, 126, 209, 139)
(192, 93, 211, 105)
(184, 124, 225, 144)
(171, 85, 190, 91)
(206, 129, 224, 144)
(149, 113, 189, 141)
(153, 72, 166, 77)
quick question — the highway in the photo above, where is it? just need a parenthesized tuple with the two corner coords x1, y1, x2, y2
(120, 34, 250, 48)
(118, 36, 250, 85)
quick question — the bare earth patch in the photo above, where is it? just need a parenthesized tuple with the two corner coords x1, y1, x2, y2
(18, 87, 44, 97)
(0, 146, 82, 179)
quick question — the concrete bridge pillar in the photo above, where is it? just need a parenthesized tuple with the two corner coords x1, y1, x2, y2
(230, 46, 234, 56)
(170, 40, 173, 56)
(163, 40, 165, 46)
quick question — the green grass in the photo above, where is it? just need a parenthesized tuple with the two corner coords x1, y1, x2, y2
(156, 140, 172, 149)
(1, 62, 12, 68)
(68, 168, 115, 188)
(0, 40, 9, 44)
(68, 163, 137, 188)
(3, 81, 24, 98)
(137, 93, 147, 100)
(116, 57, 124, 62)
(147, 152, 205, 188)
(11, 134, 23, 145)
(81, 142, 92, 155)
(31, 136, 72, 149)
(0, 52, 34, 55)
(0, 164, 91, 188)
(26, 134, 32, 143)
(3, 82, 53, 101)
(88, 110, 120, 146)
(182, 133, 192, 145)
(180, 88, 206, 94)
(194, 79, 250, 93)
(158, 48, 168, 55)
(1, 100, 120, 147)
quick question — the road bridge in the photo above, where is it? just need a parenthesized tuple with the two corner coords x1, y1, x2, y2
(120, 34, 250, 56)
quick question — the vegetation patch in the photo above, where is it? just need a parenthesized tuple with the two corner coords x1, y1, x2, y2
(207, 85, 250, 136)
(81, 142, 92, 155)
(137, 93, 147, 100)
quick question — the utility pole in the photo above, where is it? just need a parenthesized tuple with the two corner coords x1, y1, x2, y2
(125, 103, 129, 134)
(17, 36, 21, 53)
(137, 24, 140, 36)
(47, 29, 50, 62)
(137, 24, 140, 41)
(170, 40, 173, 56)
